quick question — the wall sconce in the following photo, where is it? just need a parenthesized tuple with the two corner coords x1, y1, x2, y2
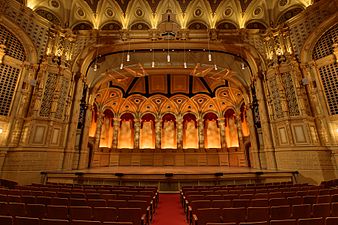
(0, 128, 3, 134)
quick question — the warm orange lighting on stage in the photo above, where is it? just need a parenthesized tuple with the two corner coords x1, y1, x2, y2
(161, 120, 177, 149)
(140, 120, 155, 149)
(118, 120, 134, 149)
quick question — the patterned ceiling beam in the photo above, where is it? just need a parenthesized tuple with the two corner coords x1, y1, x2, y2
(207, 0, 223, 13)
(239, 0, 253, 12)
(177, 0, 193, 13)
(84, 0, 100, 13)
(146, 0, 162, 13)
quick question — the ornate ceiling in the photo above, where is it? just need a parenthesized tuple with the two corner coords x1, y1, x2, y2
(24, 0, 314, 30)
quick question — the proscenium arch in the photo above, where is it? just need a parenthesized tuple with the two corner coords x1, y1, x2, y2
(77, 38, 265, 86)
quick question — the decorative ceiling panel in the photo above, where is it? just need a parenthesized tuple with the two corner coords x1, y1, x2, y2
(177, 0, 193, 12)
(149, 75, 167, 94)
(84, 0, 100, 13)
(146, 0, 161, 12)
(171, 75, 189, 94)
(239, 0, 253, 12)
(207, 0, 223, 13)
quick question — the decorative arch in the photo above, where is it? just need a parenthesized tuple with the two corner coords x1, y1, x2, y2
(140, 113, 156, 149)
(35, 8, 61, 25)
(203, 112, 221, 149)
(224, 108, 239, 148)
(72, 22, 93, 31)
(188, 21, 208, 30)
(216, 21, 238, 30)
(245, 21, 267, 30)
(130, 22, 150, 30)
(183, 113, 198, 149)
(118, 112, 134, 149)
(161, 113, 177, 149)
(276, 6, 304, 25)
(101, 22, 122, 30)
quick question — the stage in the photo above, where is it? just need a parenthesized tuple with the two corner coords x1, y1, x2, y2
(41, 166, 297, 191)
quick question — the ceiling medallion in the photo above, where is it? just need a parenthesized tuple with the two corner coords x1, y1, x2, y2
(279, 0, 288, 7)
(224, 7, 233, 17)
(49, 0, 60, 8)
(194, 8, 203, 17)
(105, 8, 114, 17)
(135, 8, 144, 18)
(77, 8, 85, 17)
(254, 7, 262, 16)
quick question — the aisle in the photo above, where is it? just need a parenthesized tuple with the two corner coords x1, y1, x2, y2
(152, 194, 188, 225)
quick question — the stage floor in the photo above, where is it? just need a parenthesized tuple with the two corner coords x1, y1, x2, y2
(70, 166, 283, 175)
(43, 166, 297, 190)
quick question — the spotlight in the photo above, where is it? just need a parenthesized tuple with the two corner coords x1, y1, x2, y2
(167, 54, 171, 62)
(208, 53, 212, 61)
(184, 62, 187, 68)
(152, 61, 155, 68)
(120, 63, 124, 69)
(126, 53, 130, 62)
(241, 62, 245, 70)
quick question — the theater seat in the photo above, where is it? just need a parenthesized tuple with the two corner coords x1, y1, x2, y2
(0, 215, 12, 225)
(325, 217, 338, 225)
(41, 218, 70, 225)
(297, 217, 324, 225)
(270, 219, 297, 225)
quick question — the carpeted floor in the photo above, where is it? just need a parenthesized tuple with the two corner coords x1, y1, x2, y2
(152, 194, 188, 225)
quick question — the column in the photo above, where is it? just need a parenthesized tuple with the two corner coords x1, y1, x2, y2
(63, 73, 84, 169)
(256, 76, 277, 169)
(112, 118, 120, 149)
(134, 118, 141, 150)
(235, 113, 245, 151)
(245, 104, 261, 168)
(198, 118, 205, 149)
(218, 117, 227, 150)
(155, 118, 161, 149)
(94, 112, 104, 151)
(78, 104, 93, 168)
(177, 115, 183, 150)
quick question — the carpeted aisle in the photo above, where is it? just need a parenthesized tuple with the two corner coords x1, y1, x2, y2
(152, 194, 188, 225)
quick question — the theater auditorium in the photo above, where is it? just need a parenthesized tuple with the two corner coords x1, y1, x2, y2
(0, 0, 337, 224)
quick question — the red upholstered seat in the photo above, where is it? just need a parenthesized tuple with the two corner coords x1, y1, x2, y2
(192, 208, 222, 225)
(0, 215, 12, 225)
(26, 203, 47, 218)
(325, 217, 338, 225)
(92, 207, 118, 222)
(14, 216, 40, 225)
(41, 218, 70, 225)
(46, 205, 68, 219)
(246, 207, 269, 222)
(221, 207, 246, 223)
(291, 204, 312, 219)
(297, 217, 324, 225)
(270, 219, 297, 225)
(270, 205, 292, 220)
(69, 206, 92, 220)
(312, 203, 331, 218)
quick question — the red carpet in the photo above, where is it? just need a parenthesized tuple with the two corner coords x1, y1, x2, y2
(152, 194, 188, 225)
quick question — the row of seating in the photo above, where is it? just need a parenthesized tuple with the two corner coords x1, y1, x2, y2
(0, 215, 133, 225)
(203, 217, 338, 225)
(191, 203, 338, 222)
(0, 184, 158, 225)
(0, 203, 147, 225)
(192, 207, 338, 225)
